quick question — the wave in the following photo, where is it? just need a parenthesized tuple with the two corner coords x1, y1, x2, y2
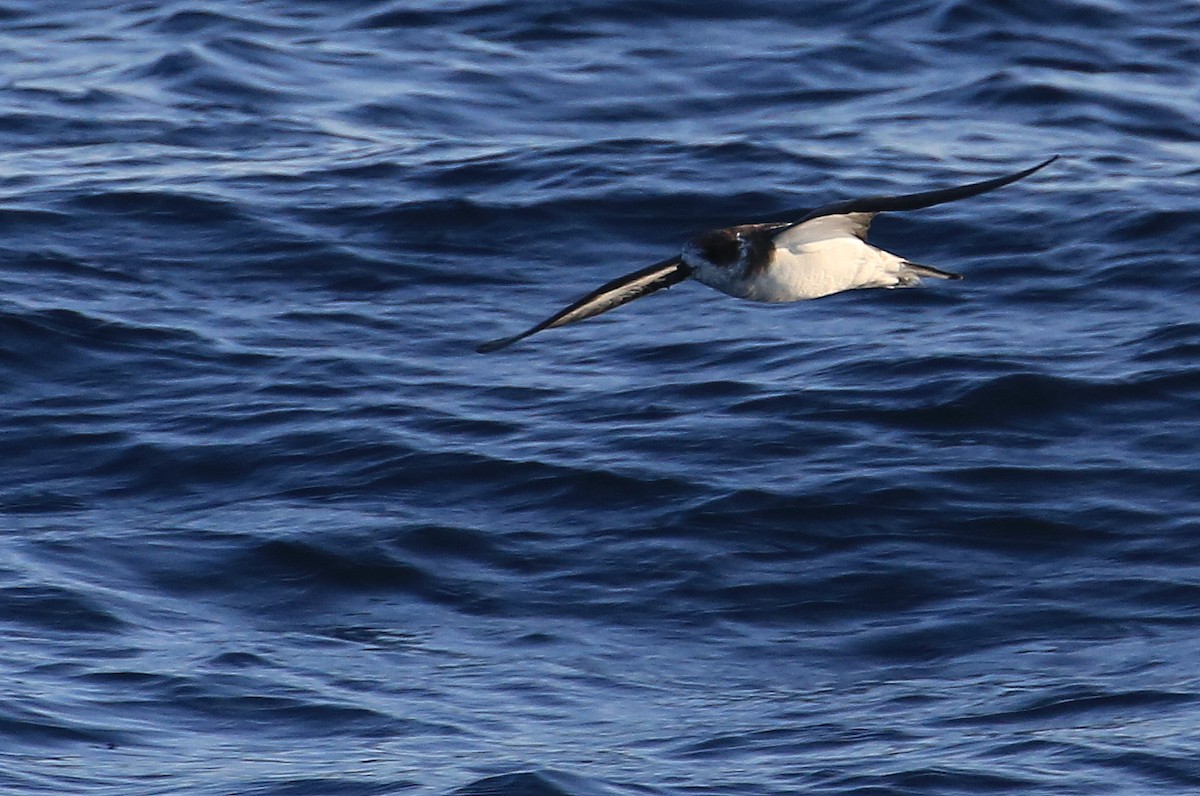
(450, 770, 620, 796)
(2, 1, 1199, 794)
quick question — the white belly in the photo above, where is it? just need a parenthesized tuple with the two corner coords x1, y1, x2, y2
(694, 238, 907, 302)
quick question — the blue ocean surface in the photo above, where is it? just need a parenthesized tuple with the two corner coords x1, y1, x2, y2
(2, 1, 1199, 794)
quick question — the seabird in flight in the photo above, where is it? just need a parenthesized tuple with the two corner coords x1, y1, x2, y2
(476, 156, 1056, 353)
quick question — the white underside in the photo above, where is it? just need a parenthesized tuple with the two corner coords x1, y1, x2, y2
(693, 237, 916, 303)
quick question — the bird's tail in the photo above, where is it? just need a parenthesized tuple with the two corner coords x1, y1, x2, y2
(898, 260, 963, 285)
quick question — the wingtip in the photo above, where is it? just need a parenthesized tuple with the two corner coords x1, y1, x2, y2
(1032, 154, 1060, 172)
(475, 336, 517, 354)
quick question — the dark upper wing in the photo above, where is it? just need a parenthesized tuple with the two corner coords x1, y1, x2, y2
(476, 255, 693, 353)
(775, 156, 1058, 229)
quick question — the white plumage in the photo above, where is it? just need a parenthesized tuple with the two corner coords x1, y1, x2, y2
(686, 212, 929, 302)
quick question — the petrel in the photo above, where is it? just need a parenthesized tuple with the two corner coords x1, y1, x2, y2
(476, 157, 1056, 353)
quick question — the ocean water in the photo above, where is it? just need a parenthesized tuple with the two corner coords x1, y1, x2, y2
(2, 1, 1199, 794)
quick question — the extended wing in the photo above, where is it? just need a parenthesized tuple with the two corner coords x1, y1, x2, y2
(476, 256, 693, 353)
(775, 156, 1058, 233)
(772, 212, 875, 250)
